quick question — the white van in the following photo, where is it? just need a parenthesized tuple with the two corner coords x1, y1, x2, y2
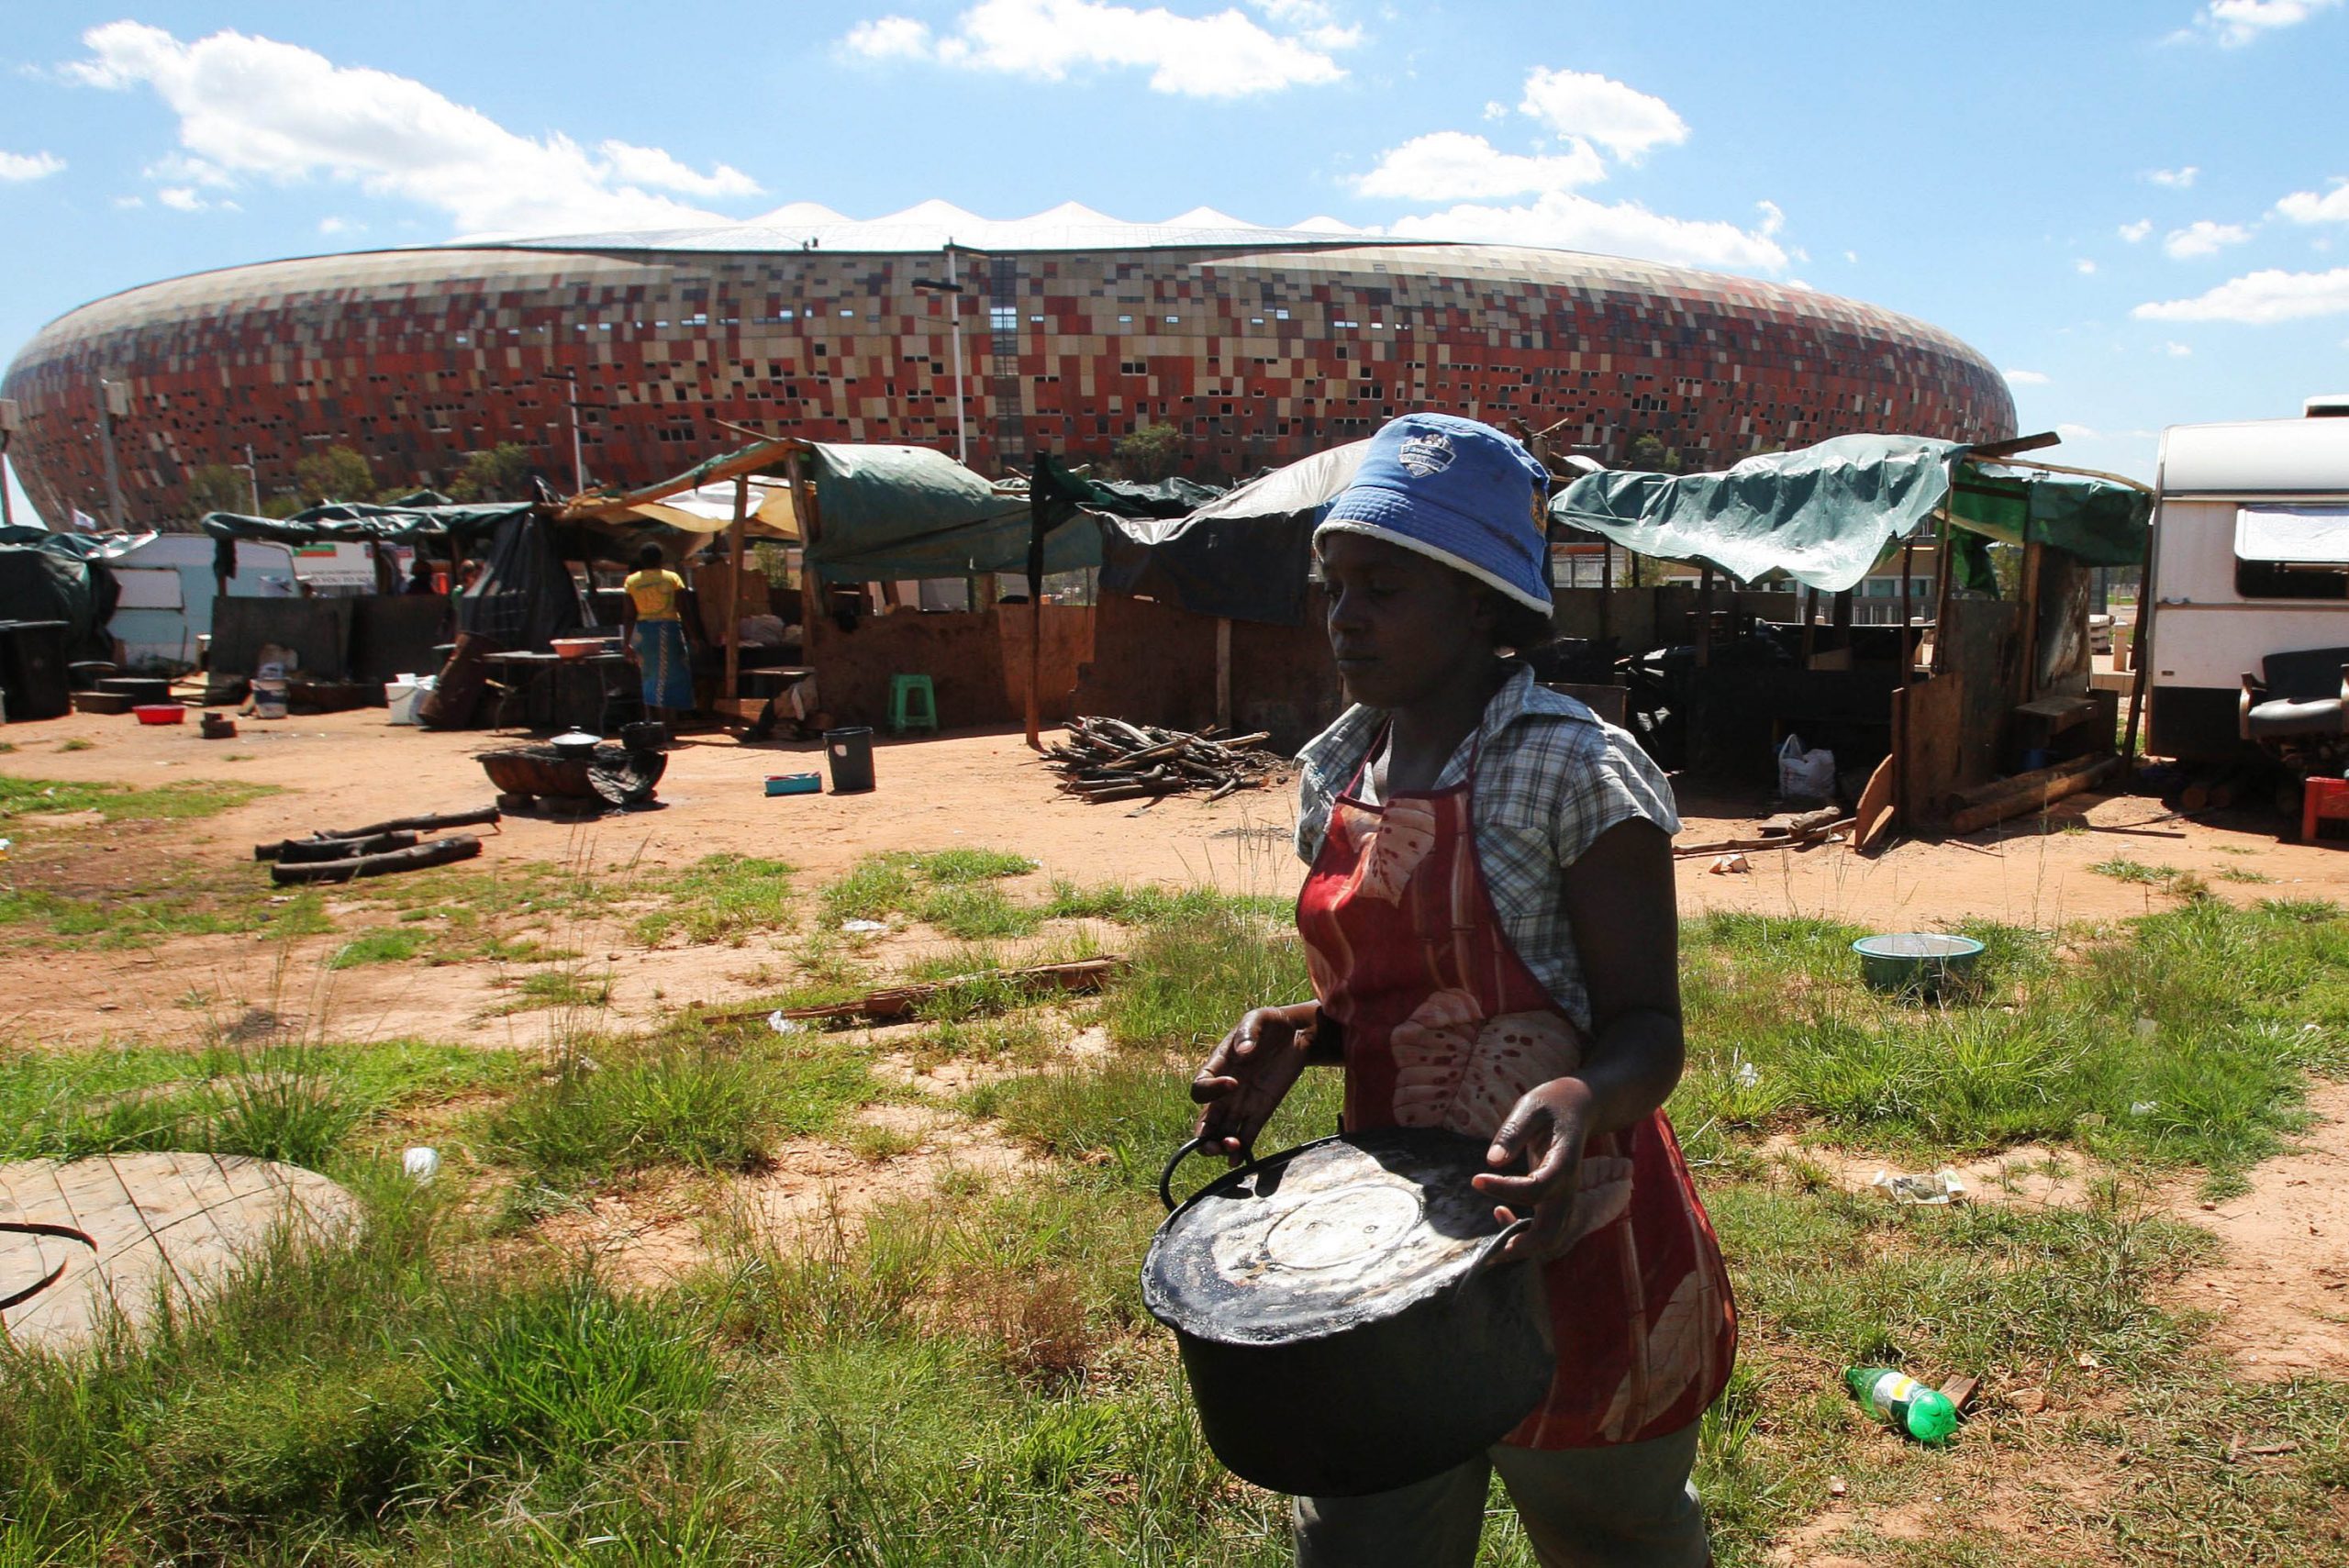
(2145, 398, 2349, 762)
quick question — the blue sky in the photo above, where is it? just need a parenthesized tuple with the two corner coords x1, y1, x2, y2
(4, 0, 2346, 522)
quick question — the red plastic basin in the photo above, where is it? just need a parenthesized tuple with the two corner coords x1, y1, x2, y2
(132, 704, 185, 725)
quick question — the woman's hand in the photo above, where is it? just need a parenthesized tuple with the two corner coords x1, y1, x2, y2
(1471, 1077, 1597, 1262)
(1190, 1002, 1319, 1163)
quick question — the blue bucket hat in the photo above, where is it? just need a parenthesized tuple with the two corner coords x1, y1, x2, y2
(1317, 413, 1553, 612)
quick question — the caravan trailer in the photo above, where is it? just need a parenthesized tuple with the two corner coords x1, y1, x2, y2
(2145, 398, 2349, 764)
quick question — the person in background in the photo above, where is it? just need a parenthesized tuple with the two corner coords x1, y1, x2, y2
(620, 543, 693, 720)
(1189, 413, 1735, 1568)
(404, 552, 440, 595)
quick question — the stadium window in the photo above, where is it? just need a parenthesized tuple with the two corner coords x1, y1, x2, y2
(1274, 308, 1290, 320)
(991, 306, 1018, 331)
(840, 308, 855, 317)
(1165, 315, 1180, 324)
(1118, 314, 1132, 323)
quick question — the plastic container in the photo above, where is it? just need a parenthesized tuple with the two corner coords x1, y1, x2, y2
(1853, 932, 1985, 997)
(385, 675, 432, 726)
(824, 726, 875, 794)
(764, 773, 821, 796)
(250, 677, 288, 720)
(133, 703, 184, 725)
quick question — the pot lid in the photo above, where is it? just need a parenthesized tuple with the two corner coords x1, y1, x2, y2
(550, 730, 600, 749)
(1143, 1129, 1508, 1346)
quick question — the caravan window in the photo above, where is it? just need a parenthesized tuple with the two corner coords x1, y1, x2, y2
(2236, 505, 2349, 600)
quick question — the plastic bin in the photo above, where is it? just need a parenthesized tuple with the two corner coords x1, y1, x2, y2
(764, 773, 821, 796)
(0, 621, 72, 721)
(824, 727, 875, 794)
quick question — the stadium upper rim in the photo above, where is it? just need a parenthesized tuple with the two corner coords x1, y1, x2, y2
(454, 198, 1457, 256)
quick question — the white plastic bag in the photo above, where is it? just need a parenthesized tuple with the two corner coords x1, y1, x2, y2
(1776, 733, 1837, 800)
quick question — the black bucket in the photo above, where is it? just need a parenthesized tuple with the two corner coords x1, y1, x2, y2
(824, 726, 875, 794)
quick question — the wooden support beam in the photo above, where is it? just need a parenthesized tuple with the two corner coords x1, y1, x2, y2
(721, 475, 749, 725)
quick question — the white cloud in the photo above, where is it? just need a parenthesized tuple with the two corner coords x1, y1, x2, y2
(1842, 249, 1858, 262)
(2277, 178, 2349, 224)
(2162, 339, 2194, 354)
(2185, 0, 2341, 46)
(1353, 131, 1603, 201)
(2134, 265, 2349, 322)
(2056, 422, 2099, 440)
(2076, 258, 2099, 274)
(111, 194, 143, 208)
(62, 22, 759, 238)
(2164, 218, 2254, 258)
(2147, 165, 2199, 188)
(596, 141, 757, 199)
(157, 185, 204, 211)
(841, 16, 934, 58)
(0, 150, 64, 182)
(2119, 218, 2154, 242)
(1481, 100, 1507, 121)
(318, 215, 362, 234)
(2004, 368, 2052, 385)
(1516, 68, 1687, 161)
(840, 0, 1353, 96)
(1387, 193, 1786, 271)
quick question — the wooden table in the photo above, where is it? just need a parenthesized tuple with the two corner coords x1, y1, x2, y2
(484, 650, 643, 734)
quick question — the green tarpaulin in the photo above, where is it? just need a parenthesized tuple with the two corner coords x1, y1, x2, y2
(1551, 434, 2150, 594)
(803, 443, 1102, 584)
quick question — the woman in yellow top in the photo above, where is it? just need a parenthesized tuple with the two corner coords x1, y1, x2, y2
(619, 543, 693, 717)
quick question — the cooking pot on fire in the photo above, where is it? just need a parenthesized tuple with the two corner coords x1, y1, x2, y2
(1141, 1127, 1553, 1497)
(549, 730, 601, 761)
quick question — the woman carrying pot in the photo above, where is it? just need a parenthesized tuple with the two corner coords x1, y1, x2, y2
(1191, 414, 1736, 1567)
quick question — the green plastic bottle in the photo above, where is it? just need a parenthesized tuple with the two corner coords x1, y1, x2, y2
(1843, 1366, 1958, 1444)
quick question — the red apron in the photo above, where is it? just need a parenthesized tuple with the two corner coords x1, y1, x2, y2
(1297, 755, 1736, 1450)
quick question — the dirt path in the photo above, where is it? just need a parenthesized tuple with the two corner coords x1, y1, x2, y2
(5, 711, 2346, 1052)
(2174, 1080, 2349, 1382)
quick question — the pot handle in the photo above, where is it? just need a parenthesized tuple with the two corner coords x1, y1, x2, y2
(1453, 1217, 1536, 1295)
(1158, 1135, 1223, 1212)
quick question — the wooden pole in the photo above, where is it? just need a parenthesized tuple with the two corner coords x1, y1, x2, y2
(1898, 538, 1916, 674)
(1696, 564, 1715, 668)
(1929, 515, 1956, 674)
(722, 476, 748, 723)
(2017, 517, 2044, 702)
(1215, 617, 1233, 732)
(1800, 586, 1818, 665)
(1598, 541, 1613, 643)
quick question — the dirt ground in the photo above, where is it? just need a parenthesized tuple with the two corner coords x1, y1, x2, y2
(6, 706, 2346, 1054)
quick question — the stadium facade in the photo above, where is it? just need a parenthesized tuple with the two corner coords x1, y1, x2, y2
(0, 202, 2015, 528)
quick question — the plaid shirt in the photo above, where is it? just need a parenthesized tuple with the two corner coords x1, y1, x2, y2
(1294, 664, 1680, 1031)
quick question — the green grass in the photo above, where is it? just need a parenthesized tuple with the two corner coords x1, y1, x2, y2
(0, 1039, 526, 1168)
(0, 876, 333, 949)
(483, 1028, 877, 1184)
(0, 773, 273, 822)
(818, 849, 1045, 940)
(1670, 903, 2349, 1190)
(6, 894, 2348, 1564)
(631, 854, 797, 946)
(484, 968, 613, 1016)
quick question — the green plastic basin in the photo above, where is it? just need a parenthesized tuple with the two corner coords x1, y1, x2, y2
(1853, 933, 1985, 997)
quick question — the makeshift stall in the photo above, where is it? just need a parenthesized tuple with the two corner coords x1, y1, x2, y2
(1555, 434, 2153, 835)
(1069, 441, 1367, 754)
(567, 438, 1108, 732)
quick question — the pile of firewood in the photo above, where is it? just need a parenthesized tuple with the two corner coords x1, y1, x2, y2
(1045, 717, 1284, 804)
(253, 806, 498, 884)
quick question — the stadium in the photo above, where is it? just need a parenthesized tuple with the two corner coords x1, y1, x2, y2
(0, 202, 2015, 528)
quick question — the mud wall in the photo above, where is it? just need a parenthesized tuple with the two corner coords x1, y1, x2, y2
(805, 604, 1093, 729)
(1072, 592, 1343, 755)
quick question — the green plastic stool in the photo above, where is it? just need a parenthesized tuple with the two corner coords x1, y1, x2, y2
(888, 673, 938, 735)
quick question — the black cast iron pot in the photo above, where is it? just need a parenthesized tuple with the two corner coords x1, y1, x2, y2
(1141, 1127, 1554, 1498)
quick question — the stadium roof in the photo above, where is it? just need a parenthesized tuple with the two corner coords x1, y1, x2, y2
(479, 198, 1424, 256)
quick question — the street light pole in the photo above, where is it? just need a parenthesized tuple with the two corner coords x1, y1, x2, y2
(242, 442, 261, 513)
(540, 371, 588, 494)
(944, 246, 968, 465)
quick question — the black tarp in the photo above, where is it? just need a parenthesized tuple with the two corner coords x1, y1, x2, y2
(1026, 455, 1219, 604)
(456, 512, 586, 651)
(1090, 441, 1366, 626)
(0, 528, 120, 662)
